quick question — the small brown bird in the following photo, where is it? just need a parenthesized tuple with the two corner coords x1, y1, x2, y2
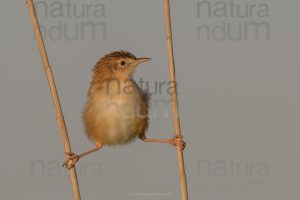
(63, 50, 185, 169)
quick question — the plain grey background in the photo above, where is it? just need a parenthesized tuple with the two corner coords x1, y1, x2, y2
(1, 0, 300, 199)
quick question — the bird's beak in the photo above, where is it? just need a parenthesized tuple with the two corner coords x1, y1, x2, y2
(136, 57, 152, 64)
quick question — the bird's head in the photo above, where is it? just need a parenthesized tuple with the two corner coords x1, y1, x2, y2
(94, 50, 151, 79)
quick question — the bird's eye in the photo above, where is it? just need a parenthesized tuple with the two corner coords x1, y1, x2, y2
(120, 61, 126, 66)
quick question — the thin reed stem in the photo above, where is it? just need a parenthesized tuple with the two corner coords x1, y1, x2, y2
(26, 1, 81, 199)
(163, 0, 189, 199)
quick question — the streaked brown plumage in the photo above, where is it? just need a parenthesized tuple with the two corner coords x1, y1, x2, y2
(83, 50, 150, 145)
(63, 50, 186, 169)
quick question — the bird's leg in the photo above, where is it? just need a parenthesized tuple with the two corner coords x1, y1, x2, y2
(62, 143, 103, 169)
(143, 135, 186, 150)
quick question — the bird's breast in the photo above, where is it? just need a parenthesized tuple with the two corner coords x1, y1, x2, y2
(86, 79, 144, 145)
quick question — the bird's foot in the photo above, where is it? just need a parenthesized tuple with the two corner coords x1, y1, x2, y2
(170, 135, 186, 150)
(62, 152, 80, 169)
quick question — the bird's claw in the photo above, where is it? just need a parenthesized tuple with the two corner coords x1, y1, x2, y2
(62, 152, 80, 169)
(170, 135, 186, 150)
